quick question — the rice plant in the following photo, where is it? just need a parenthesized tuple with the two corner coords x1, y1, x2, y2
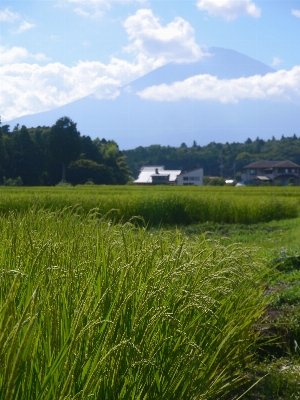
(0, 185, 298, 224)
(0, 208, 269, 399)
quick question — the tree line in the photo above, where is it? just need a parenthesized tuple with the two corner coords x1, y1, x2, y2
(0, 116, 131, 186)
(1, 115, 299, 186)
(123, 135, 300, 181)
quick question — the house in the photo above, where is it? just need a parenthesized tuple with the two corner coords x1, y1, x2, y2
(134, 166, 204, 186)
(241, 160, 300, 186)
(177, 168, 203, 186)
(134, 166, 181, 185)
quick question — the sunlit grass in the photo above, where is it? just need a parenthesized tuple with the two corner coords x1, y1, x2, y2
(0, 208, 269, 399)
(0, 185, 298, 224)
(1, 186, 300, 398)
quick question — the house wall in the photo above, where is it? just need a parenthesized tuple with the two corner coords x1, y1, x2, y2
(241, 167, 300, 185)
(241, 169, 274, 182)
(177, 169, 203, 186)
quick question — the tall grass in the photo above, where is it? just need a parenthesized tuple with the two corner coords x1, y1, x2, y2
(0, 186, 298, 224)
(0, 208, 268, 399)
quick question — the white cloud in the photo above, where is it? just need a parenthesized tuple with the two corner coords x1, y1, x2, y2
(0, 8, 19, 22)
(137, 67, 300, 104)
(14, 21, 36, 34)
(292, 9, 300, 18)
(196, 0, 261, 20)
(272, 57, 284, 66)
(0, 53, 161, 121)
(123, 9, 205, 64)
(73, 7, 91, 17)
(68, 0, 147, 18)
(0, 46, 48, 64)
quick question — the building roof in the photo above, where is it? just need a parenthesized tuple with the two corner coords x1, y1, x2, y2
(134, 166, 181, 184)
(140, 166, 164, 171)
(151, 173, 170, 177)
(243, 160, 300, 169)
(178, 167, 203, 175)
(254, 176, 270, 181)
(273, 160, 300, 168)
(275, 173, 299, 179)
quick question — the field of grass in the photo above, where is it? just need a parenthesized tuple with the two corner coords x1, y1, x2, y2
(178, 217, 300, 399)
(1, 186, 300, 399)
(0, 185, 298, 224)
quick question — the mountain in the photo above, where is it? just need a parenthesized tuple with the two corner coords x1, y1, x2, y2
(120, 47, 275, 91)
(4, 47, 300, 150)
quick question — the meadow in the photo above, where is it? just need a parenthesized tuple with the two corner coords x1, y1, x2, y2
(1, 185, 300, 399)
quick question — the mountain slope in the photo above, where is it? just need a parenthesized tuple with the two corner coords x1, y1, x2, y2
(4, 47, 299, 150)
(121, 47, 275, 92)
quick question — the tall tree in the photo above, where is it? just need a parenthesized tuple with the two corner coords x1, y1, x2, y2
(12, 126, 39, 185)
(47, 117, 81, 182)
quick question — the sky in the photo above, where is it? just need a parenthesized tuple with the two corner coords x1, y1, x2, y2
(1, 0, 300, 122)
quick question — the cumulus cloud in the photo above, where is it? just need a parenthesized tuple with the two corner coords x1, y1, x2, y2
(272, 57, 284, 66)
(292, 9, 300, 18)
(0, 46, 48, 64)
(0, 53, 161, 121)
(196, 0, 261, 20)
(123, 9, 205, 64)
(14, 21, 36, 34)
(2, 8, 199, 121)
(137, 67, 300, 104)
(0, 7, 19, 22)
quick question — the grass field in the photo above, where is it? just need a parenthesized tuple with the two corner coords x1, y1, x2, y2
(1, 185, 300, 399)
(0, 185, 298, 224)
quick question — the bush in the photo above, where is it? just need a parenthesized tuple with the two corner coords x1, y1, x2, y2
(68, 159, 115, 185)
(3, 176, 23, 186)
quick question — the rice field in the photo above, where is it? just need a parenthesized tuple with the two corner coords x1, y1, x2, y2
(0, 185, 298, 224)
(0, 207, 269, 399)
(0, 186, 299, 399)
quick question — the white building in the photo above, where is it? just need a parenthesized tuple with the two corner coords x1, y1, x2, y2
(134, 166, 203, 186)
(134, 166, 181, 184)
(177, 168, 203, 186)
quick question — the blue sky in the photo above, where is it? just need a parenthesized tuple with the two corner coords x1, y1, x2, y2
(1, 0, 300, 121)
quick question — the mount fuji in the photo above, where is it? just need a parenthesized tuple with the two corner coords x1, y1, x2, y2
(4, 47, 300, 150)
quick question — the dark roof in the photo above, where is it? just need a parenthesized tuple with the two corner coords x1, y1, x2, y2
(273, 160, 300, 168)
(178, 167, 203, 175)
(243, 160, 300, 169)
(275, 174, 299, 179)
(151, 174, 170, 177)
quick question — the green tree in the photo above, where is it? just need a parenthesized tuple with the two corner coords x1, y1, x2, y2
(12, 125, 39, 185)
(80, 135, 102, 163)
(47, 117, 81, 182)
(68, 159, 114, 185)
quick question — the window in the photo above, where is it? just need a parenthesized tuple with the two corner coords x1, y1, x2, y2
(250, 169, 256, 175)
(278, 168, 290, 174)
(184, 175, 200, 181)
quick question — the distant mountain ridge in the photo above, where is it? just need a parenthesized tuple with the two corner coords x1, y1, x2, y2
(121, 47, 275, 92)
(4, 47, 299, 150)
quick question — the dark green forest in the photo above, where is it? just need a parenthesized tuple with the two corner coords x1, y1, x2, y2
(0, 117, 131, 186)
(123, 135, 300, 181)
(1, 114, 299, 185)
